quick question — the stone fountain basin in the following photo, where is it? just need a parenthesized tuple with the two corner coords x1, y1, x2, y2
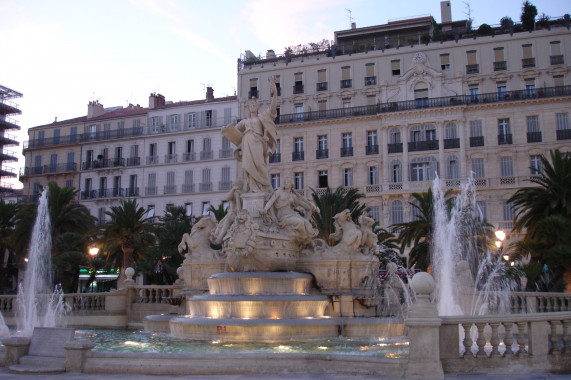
(207, 272, 315, 295)
(188, 295, 330, 319)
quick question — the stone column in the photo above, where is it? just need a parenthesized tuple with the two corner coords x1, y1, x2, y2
(64, 340, 95, 372)
(1, 336, 30, 366)
(404, 272, 444, 379)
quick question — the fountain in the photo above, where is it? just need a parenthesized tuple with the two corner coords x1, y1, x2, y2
(0, 313, 9, 337)
(145, 77, 398, 341)
(15, 189, 67, 336)
(431, 175, 519, 316)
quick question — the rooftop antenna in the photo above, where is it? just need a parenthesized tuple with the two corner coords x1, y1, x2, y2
(201, 83, 212, 93)
(346, 8, 354, 28)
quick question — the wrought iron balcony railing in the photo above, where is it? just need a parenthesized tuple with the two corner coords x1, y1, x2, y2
(364, 76, 376, 86)
(340, 79, 352, 89)
(340, 147, 353, 157)
(200, 151, 213, 160)
(126, 157, 140, 166)
(316, 149, 328, 159)
(493, 61, 507, 71)
(527, 131, 542, 143)
(408, 140, 438, 152)
(387, 143, 403, 154)
(366, 144, 379, 155)
(470, 136, 484, 147)
(498, 134, 513, 145)
(522, 57, 536, 68)
(269, 153, 281, 163)
(316, 82, 328, 91)
(181, 184, 195, 193)
(292, 151, 304, 161)
(556, 129, 571, 140)
(183, 152, 196, 161)
(444, 138, 460, 149)
(550, 55, 564, 65)
(466, 64, 479, 74)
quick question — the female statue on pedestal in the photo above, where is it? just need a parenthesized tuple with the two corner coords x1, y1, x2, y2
(222, 76, 278, 193)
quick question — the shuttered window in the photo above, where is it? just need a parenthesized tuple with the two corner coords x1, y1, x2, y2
(317, 69, 326, 83)
(341, 66, 350, 80)
(493, 47, 504, 61)
(522, 44, 532, 59)
(365, 63, 374, 77)
(466, 50, 477, 65)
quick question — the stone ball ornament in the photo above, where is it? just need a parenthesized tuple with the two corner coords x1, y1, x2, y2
(410, 271, 435, 295)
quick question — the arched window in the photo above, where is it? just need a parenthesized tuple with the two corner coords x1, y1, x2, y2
(414, 82, 428, 107)
(447, 155, 459, 179)
(391, 200, 403, 225)
(445, 122, 458, 139)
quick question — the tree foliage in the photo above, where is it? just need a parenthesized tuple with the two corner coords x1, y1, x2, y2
(310, 187, 366, 246)
(96, 199, 156, 271)
(520, 1, 538, 32)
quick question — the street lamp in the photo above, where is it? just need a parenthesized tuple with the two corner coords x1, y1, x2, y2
(87, 246, 99, 292)
(89, 246, 99, 257)
(495, 229, 507, 262)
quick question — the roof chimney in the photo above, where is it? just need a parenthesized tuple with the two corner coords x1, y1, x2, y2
(206, 87, 214, 102)
(351, 22, 356, 29)
(87, 100, 105, 119)
(149, 93, 166, 109)
(440, 1, 452, 23)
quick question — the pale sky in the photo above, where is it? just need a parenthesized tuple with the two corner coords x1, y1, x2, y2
(0, 0, 568, 189)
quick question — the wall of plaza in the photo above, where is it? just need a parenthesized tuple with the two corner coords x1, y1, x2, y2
(237, 26, 571, 230)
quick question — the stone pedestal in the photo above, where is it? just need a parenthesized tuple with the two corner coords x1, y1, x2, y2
(404, 272, 444, 379)
(1, 336, 30, 366)
(64, 340, 95, 372)
(241, 192, 266, 219)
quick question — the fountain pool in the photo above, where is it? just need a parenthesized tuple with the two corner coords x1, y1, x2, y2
(74, 329, 409, 358)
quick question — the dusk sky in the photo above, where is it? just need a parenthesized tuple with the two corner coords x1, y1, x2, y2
(1, 0, 568, 188)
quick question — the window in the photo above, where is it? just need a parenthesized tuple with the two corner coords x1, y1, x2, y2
(147, 205, 155, 219)
(366, 95, 376, 107)
(469, 84, 480, 102)
(185, 203, 192, 217)
(522, 44, 534, 67)
(294, 103, 303, 121)
(271, 173, 280, 189)
(530, 155, 543, 174)
(391, 60, 400, 76)
(414, 83, 429, 107)
(318, 100, 327, 113)
(471, 158, 485, 178)
(556, 113, 569, 130)
(390, 128, 401, 144)
(470, 120, 483, 137)
(294, 172, 304, 190)
(391, 200, 403, 225)
(498, 119, 511, 145)
(294, 137, 303, 153)
(391, 160, 402, 183)
(341, 133, 353, 156)
(37, 130, 45, 146)
(166, 171, 175, 194)
(341, 66, 351, 88)
(129, 175, 138, 196)
(317, 135, 328, 151)
(317, 69, 327, 90)
(500, 156, 514, 177)
(65, 180, 73, 189)
(103, 123, 111, 139)
(249, 78, 258, 99)
(466, 50, 478, 73)
(447, 156, 458, 179)
(113, 176, 122, 196)
(342, 98, 351, 115)
(365, 63, 376, 85)
(503, 201, 514, 221)
(149, 143, 157, 157)
(526, 116, 540, 133)
(202, 202, 211, 216)
(49, 154, 57, 172)
(368, 206, 380, 223)
(318, 170, 328, 188)
(368, 166, 379, 185)
(66, 152, 74, 171)
(525, 78, 536, 97)
(167, 141, 176, 162)
(550, 41, 563, 64)
(187, 113, 197, 129)
(367, 131, 378, 146)
(294, 72, 303, 94)
(70, 126, 77, 142)
(169, 114, 179, 131)
(343, 168, 353, 186)
(476, 201, 487, 220)
(440, 54, 450, 70)
(147, 172, 157, 195)
(186, 139, 194, 152)
(497, 81, 507, 100)
(493, 47, 506, 70)
(221, 166, 231, 189)
(150, 116, 160, 133)
(201, 168, 211, 191)
(53, 129, 60, 145)
(554, 75, 564, 88)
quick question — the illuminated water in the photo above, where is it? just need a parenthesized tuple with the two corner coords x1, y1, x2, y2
(76, 329, 409, 358)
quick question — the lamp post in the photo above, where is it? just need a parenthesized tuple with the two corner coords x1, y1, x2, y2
(494, 229, 507, 262)
(88, 246, 99, 292)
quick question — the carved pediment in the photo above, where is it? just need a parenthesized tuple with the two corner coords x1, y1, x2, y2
(518, 68, 541, 80)
(490, 72, 512, 82)
(399, 52, 443, 89)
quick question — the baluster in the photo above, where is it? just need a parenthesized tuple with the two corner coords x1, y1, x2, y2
(462, 323, 473, 358)
(549, 320, 560, 353)
(490, 322, 501, 357)
(516, 322, 527, 356)
(475, 323, 487, 357)
(554, 297, 561, 312)
(562, 320, 571, 353)
(503, 322, 514, 356)
(537, 297, 544, 312)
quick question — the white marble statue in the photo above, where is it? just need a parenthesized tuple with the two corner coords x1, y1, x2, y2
(329, 209, 363, 254)
(211, 180, 243, 245)
(178, 217, 223, 263)
(222, 76, 278, 193)
(358, 213, 379, 256)
(262, 179, 318, 245)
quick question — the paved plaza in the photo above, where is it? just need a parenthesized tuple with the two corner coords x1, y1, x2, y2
(0, 367, 570, 380)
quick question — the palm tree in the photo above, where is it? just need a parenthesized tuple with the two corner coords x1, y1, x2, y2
(509, 149, 571, 240)
(97, 199, 156, 274)
(0, 199, 17, 294)
(310, 186, 366, 245)
(141, 205, 191, 284)
(392, 189, 453, 271)
(208, 203, 228, 223)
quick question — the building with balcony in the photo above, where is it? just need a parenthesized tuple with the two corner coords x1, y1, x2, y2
(236, 1, 571, 232)
(21, 88, 238, 222)
(0, 85, 22, 194)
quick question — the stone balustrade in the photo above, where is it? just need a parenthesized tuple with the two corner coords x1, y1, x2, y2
(132, 285, 177, 304)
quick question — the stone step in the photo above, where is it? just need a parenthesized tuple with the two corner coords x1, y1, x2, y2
(19, 355, 66, 368)
(9, 364, 65, 375)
